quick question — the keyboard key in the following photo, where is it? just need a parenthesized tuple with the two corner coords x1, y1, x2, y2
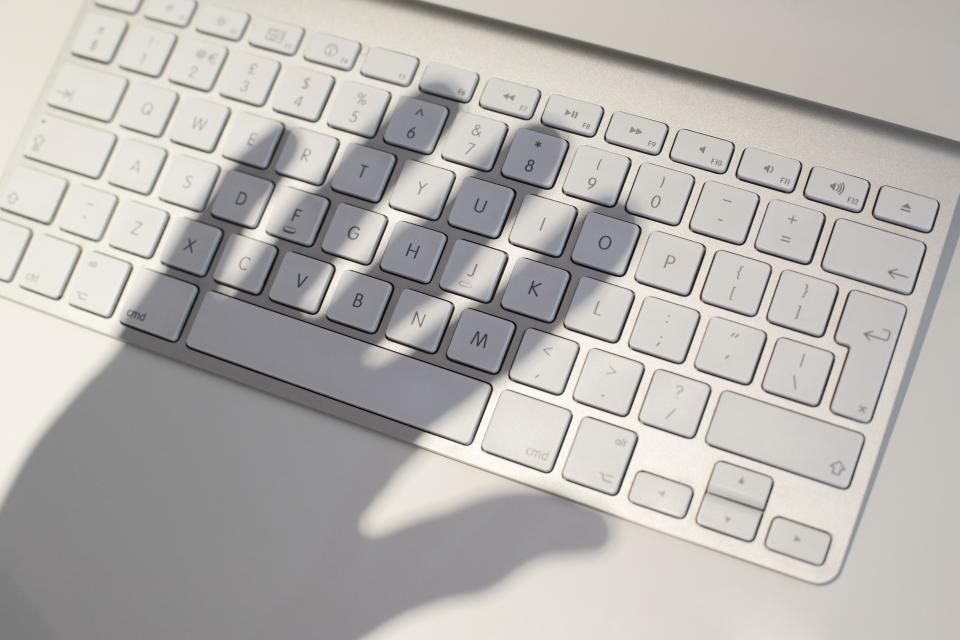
(822, 219, 925, 295)
(58, 185, 117, 240)
(167, 39, 226, 91)
(383, 97, 448, 154)
(210, 170, 274, 228)
(508, 195, 577, 257)
(118, 82, 178, 136)
(628, 297, 700, 363)
(168, 97, 230, 151)
(446, 309, 515, 373)
(108, 139, 167, 194)
(480, 78, 540, 120)
(25, 115, 116, 179)
(68, 252, 131, 317)
(562, 146, 631, 206)
(108, 201, 168, 258)
(481, 391, 571, 472)
(605, 112, 668, 155)
(500, 258, 569, 322)
(763, 338, 834, 406)
(117, 25, 176, 77)
(689, 181, 759, 245)
(625, 163, 694, 225)
(0, 220, 31, 282)
(144, 0, 196, 26)
(159, 217, 222, 276)
(304, 32, 361, 70)
(248, 19, 304, 55)
(767, 270, 837, 337)
(379, 221, 447, 283)
(71, 12, 127, 63)
(563, 418, 637, 495)
(386, 289, 453, 353)
(509, 329, 579, 394)
(697, 494, 762, 541)
(120, 270, 198, 341)
(629, 472, 693, 518)
(330, 144, 396, 202)
(695, 317, 766, 384)
(158, 154, 219, 211)
(441, 113, 508, 171)
(326, 271, 393, 333)
(501, 129, 568, 189)
(832, 291, 906, 422)
(805, 166, 869, 212)
(326, 81, 391, 138)
(1, 166, 67, 224)
(700, 251, 771, 316)
(321, 203, 387, 265)
(573, 350, 644, 416)
(221, 112, 284, 169)
(214, 234, 277, 294)
(571, 211, 639, 276)
(265, 187, 328, 246)
(194, 5, 249, 40)
(439, 239, 507, 303)
(271, 67, 334, 121)
(754, 200, 824, 264)
(389, 160, 454, 220)
(707, 462, 773, 510)
(639, 370, 710, 438)
(96, 0, 142, 12)
(873, 185, 939, 233)
(447, 177, 515, 238)
(361, 47, 419, 87)
(670, 129, 734, 173)
(18, 235, 80, 299)
(766, 518, 831, 566)
(274, 128, 340, 185)
(188, 292, 489, 444)
(541, 94, 603, 136)
(564, 277, 634, 342)
(736, 147, 801, 193)
(48, 64, 128, 122)
(634, 231, 705, 296)
(419, 63, 479, 102)
(219, 51, 280, 106)
(707, 392, 864, 489)
(268, 252, 334, 313)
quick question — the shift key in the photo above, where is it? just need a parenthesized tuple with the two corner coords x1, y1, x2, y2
(25, 115, 116, 179)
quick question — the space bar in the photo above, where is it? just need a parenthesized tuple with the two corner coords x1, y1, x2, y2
(186, 292, 491, 444)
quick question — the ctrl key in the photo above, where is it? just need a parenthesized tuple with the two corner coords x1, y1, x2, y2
(119, 270, 198, 342)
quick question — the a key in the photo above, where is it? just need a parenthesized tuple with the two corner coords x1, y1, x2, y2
(446, 309, 515, 373)
(832, 291, 906, 422)
(605, 112, 668, 155)
(420, 63, 479, 102)
(25, 115, 116, 178)
(68, 252, 131, 317)
(321, 203, 387, 265)
(304, 32, 361, 71)
(117, 25, 176, 77)
(480, 78, 540, 120)
(441, 113, 508, 172)
(58, 185, 117, 240)
(274, 127, 340, 186)
(71, 12, 127, 63)
(873, 186, 939, 232)
(264, 187, 329, 247)
(210, 170, 274, 228)
(167, 38, 226, 91)
(385, 289, 453, 353)
(625, 163, 694, 226)
(562, 146, 631, 206)
(158, 154, 220, 211)
(213, 234, 277, 294)
(822, 219, 925, 295)
(447, 177, 515, 238)
(564, 277, 634, 342)
(326, 271, 393, 333)
(766, 518, 832, 566)
(501, 129, 568, 189)
(754, 200, 824, 264)
(388, 160, 455, 220)
(159, 217, 222, 276)
(248, 19, 304, 56)
(763, 338, 834, 406)
(737, 147, 801, 193)
(695, 317, 766, 384)
(361, 47, 419, 87)
(805, 166, 869, 212)
(219, 51, 280, 106)
(194, 5, 249, 40)
(629, 472, 693, 518)
(700, 251, 771, 316)
(108, 201, 168, 258)
(330, 144, 396, 202)
(168, 97, 230, 151)
(0, 220, 32, 282)
(628, 297, 700, 363)
(221, 112, 284, 169)
(697, 494, 762, 541)
(271, 67, 334, 122)
(481, 391, 572, 472)
(509, 329, 579, 394)
(49, 64, 128, 122)
(1, 166, 67, 224)
(767, 270, 837, 337)
(107, 139, 167, 194)
(639, 369, 710, 438)
(563, 418, 637, 495)
(634, 231, 705, 296)
(508, 194, 577, 257)
(573, 349, 644, 416)
(690, 181, 760, 245)
(571, 211, 640, 276)
(500, 257, 570, 322)
(541, 94, 603, 136)
(268, 252, 335, 313)
(144, 0, 196, 26)
(379, 221, 447, 283)
(383, 97, 448, 155)
(439, 239, 507, 303)
(120, 269, 198, 341)
(707, 462, 773, 510)
(118, 82, 178, 136)
(670, 129, 734, 173)
(18, 235, 80, 299)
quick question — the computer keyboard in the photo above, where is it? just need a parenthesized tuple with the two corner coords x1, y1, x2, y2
(1, 0, 958, 583)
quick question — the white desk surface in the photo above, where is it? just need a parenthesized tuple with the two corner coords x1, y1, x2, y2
(0, 2, 957, 638)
